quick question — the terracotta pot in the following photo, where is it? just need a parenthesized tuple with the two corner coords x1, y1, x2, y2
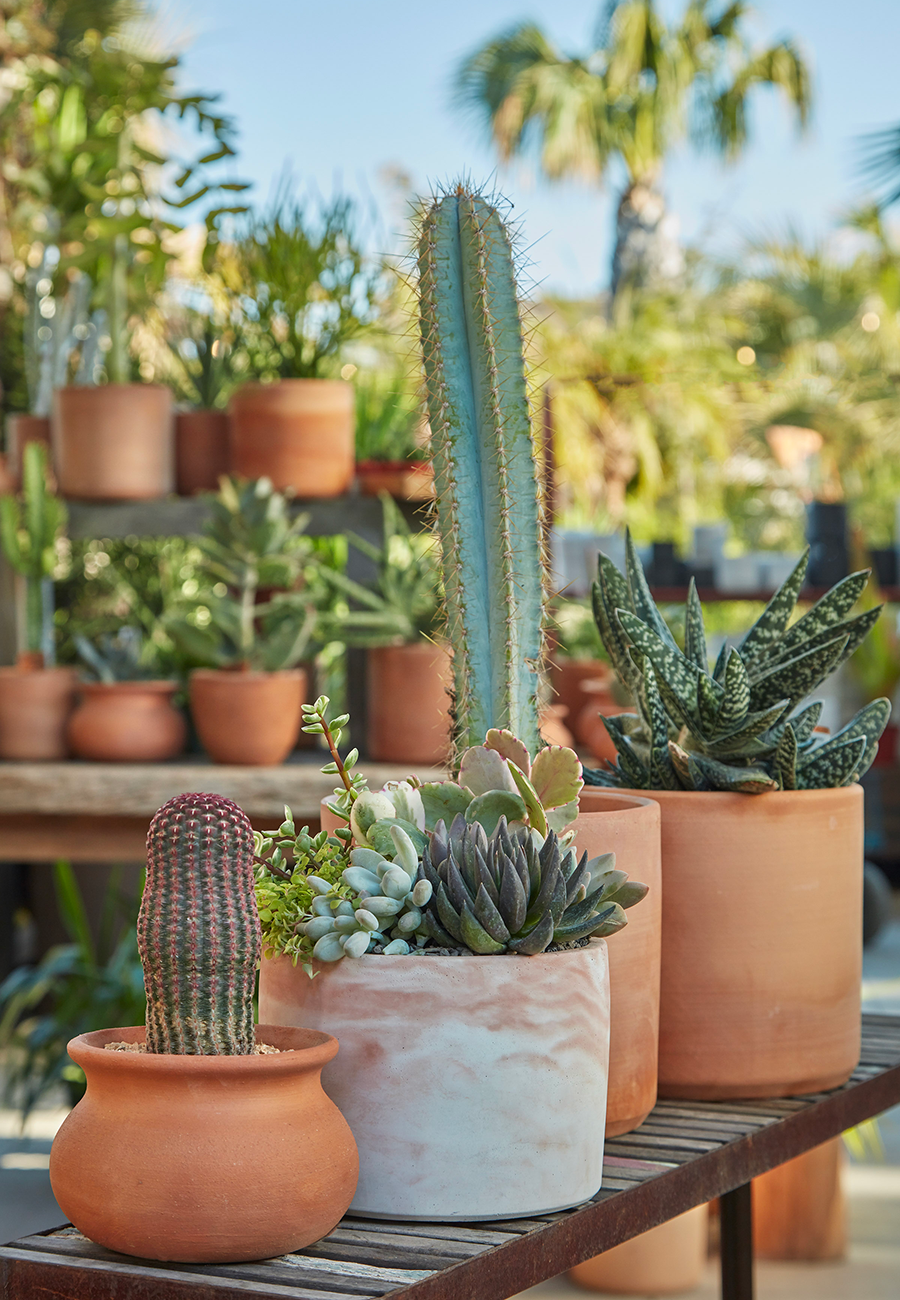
(551, 658, 612, 742)
(230, 380, 354, 495)
(49, 1025, 358, 1263)
(572, 792, 661, 1136)
(753, 1138, 846, 1260)
(260, 944, 610, 1221)
(175, 410, 230, 495)
(190, 668, 306, 766)
(366, 642, 451, 765)
(356, 459, 435, 501)
(568, 1204, 708, 1294)
(68, 681, 187, 762)
(0, 665, 76, 759)
(627, 786, 864, 1099)
(52, 385, 173, 500)
(6, 413, 52, 485)
(0, 452, 15, 495)
(576, 682, 633, 763)
(539, 703, 575, 748)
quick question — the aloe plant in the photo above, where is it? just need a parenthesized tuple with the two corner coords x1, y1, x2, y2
(417, 182, 545, 757)
(587, 533, 891, 793)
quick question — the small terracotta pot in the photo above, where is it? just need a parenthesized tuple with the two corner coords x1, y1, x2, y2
(230, 380, 354, 495)
(67, 681, 187, 762)
(753, 1138, 846, 1261)
(49, 1025, 358, 1263)
(6, 413, 52, 485)
(260, 944, 610, 1221)
(175, 410, 230, 495)
(366, 642, 451, 765)
(190, 668, 306, 765)
(572, 791, 661, 1136)
(356, 459, 435, 501)
(52, 385, 173, 500)
(627, 785, 864, 1099)
(568, 1204, 708, 1294)
(0, 665, 77, 759)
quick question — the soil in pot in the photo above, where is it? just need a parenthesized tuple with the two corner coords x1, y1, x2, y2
(52, 385, 174, 500)
(230, 380, 354, 496)
(49, 1024, 358, 1263)
(190, 668, 306, 765)
(571, 791, 661, 1136)
(175, 410, 230, 495)
(259, 944, 611, 1221)
(67, 681, 187, 762)
(0, 663, 76, 759)
(356, 459, 435, 501)
(366, 642, 451, 765)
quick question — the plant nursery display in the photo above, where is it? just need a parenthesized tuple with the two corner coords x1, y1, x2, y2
(49, 792, 358, 1264)
(585, 532, 891, 1099)
(0, 442, 76, 757)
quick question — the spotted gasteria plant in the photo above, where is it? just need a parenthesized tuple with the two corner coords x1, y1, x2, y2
(138, 793, 260, 1054)
(587, 534, 891, 794)
(418, 182, 545, 758)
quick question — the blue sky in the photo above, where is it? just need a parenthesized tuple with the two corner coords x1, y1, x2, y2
(174, 0, 900, 295)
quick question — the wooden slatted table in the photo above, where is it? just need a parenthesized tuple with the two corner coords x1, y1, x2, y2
(3, 1014, 899, 1300)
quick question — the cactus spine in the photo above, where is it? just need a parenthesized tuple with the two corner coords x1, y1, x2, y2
(138, 793, 260, 1054)
(418, 183, 545, 758)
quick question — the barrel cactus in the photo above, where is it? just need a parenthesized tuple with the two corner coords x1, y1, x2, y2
(138, 793, 260, 1054)
(418, 182, 546, 758)
(588, 534, 891, 793)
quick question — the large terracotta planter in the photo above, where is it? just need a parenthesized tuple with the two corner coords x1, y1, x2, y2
(49, 1025, 358, 1264)
(629, 786, 864, 1099)
(52, 385, 174, 500)
(260, 944, 610, 1221)
(67, 681, 187, 762)
(0, 665, 76, 759)
(366, 642, 451, 764)
(175, 410, 230, 495)
(190, 668, 306, 766)
(571, 791, 661, 1137)
(230, 380, 354, 495)
(568, 1205, 709, 1295)
(6, 413, 52, 485)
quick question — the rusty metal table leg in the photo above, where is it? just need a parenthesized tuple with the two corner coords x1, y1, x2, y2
(720, 1182, 754, 1300)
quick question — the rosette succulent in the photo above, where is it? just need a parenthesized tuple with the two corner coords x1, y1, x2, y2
(587, 533, 891, 794)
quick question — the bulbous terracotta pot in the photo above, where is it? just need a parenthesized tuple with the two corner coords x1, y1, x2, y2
(175, 410, 231, 495)
(67, 681, 187, 762)
(0, 665, 76, 759)
(260, 944, 610, 1221)
(356, 459, 435, 501)
(50, 1025, 358, 1263)
(366, 642, 451, 765)
(6, 413, 52, 486)
(190, 668, 306, 766)
(230, 380, 354, 495)
(626, 785, 864, 1099)
(568, 1204, 709, 1295)
(52, 384, 174, 500)
(571, 792, 661, 1136)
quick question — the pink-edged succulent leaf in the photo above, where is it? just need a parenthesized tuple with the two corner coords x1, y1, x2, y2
(506, 761, 548, 837)
(484, 729, 531, 777)
(530, 745, 583, 811)
(545, 799, 580, 835)
(419, 781, 474, 831)
(458, 745, 518, 797)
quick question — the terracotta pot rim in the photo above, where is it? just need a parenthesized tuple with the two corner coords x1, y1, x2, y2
(68, 1024, 338, 1074)
(577, 790, 660, 813)
(190, 667, 305, 683)
(76, 679, 179, 695)
(231, 378, 351, 396)
(611, 783, 862, 803)
(0, 665, 76, 679)
(55, 382, 170, 396)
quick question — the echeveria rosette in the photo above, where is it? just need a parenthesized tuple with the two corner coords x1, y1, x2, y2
(587, 533, 891, 794)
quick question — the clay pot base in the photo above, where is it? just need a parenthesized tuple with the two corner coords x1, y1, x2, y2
(660, 1064, 855, 1102)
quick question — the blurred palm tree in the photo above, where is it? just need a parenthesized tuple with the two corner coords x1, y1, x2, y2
(456, 1, 811, 298)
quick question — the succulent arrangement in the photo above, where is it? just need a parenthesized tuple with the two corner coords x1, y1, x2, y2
(587, 533, 891, 793)
(139, 793, 260, 1054)
(0, 442, 67, 665)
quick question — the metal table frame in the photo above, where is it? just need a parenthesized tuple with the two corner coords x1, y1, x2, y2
(2, 1014, 899, 1300)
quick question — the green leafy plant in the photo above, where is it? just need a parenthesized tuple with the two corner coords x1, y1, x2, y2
(166, 310, 240, 410)
(0, 442, 67, 664)
(73, 626, 153, 682)
(165, 476, 322, 671)
(587, 532, 891, 793)
(0, 861, 145, 1117)
(355, 371, 423, 462)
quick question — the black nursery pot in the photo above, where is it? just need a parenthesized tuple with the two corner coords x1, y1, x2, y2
(806, 501, 848, 587)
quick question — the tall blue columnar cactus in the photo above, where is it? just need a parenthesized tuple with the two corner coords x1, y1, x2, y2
(138, 793, 260, 1055)
(418, 183, 545, 759)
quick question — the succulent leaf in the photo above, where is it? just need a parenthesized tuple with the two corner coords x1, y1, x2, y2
(530, 745, 584, 811)
(737, 550, 809, 668)
(773, 724, 798, 791)
(688, 753, 778, 793)
(796, 735, 868, 789)
(419, 781, 474, 830)
(789, 700, 824, 746)
(765, 569, 869, 668)
(465, 789, 527, 835)
(459, 746, 519, 796)
(616, 609, 700, 713)
(484, 728, 531, 775)
(751, 636, 848, 710)
(625, 531, 680, 652)
(715, 649, 751, 733)
(683, 579, 709, 671)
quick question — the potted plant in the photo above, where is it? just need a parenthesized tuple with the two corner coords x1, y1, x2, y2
(354, 369, 434, 500)
(167, 308, 238, 495)
(49, 791, 358, 1263)
(0, 442, 76, 757)
(67, 626, 187, 762)
(166, 476, 323, 765)
(228, 189, 382, 494)
(587, 530, 891, 1098)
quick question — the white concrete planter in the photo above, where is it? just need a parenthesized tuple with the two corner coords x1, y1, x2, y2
(259, 942, 611, 1221)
